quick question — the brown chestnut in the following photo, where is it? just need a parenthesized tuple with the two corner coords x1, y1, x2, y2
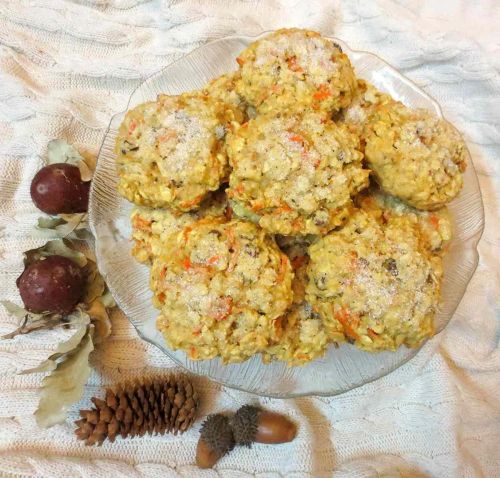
(17, 255, 85, 315)
(30, 163, 90, 215)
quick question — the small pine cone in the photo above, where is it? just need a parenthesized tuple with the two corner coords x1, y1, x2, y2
(75, 376, 199, 446)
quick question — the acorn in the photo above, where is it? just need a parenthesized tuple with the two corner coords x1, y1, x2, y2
(196, 414, 234, 469)
(30, 163, 90, 215)
(17, 255, 85, 315)
(230, 405, 297, 446)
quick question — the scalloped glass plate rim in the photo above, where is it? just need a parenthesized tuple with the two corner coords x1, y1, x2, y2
(89, 31, 485, 398)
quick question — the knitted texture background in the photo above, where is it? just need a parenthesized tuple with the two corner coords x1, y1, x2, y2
(0, 1, 499, 477)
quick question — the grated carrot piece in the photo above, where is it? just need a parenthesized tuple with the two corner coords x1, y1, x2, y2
(292, 217, 302, 231)
(367, 328, 379, 340)
(180, 194, 203, 209)
(313, 84, 332, 101)
(206, 255, 220, 266)
(231, 183, 245, 197)
(289, 134, 304, 143)
(276, 254, 289, 284)
(182, 226, 193, 243)
(132, 215, 152, 232)
(276, 202, 293, 213)
(252, 201, 265, 211)
(128, 119, 137, 134)
(224, 205, 233, 220)
(193, 326, 202, 336)
(286, 56, 303, 73)
(335, 306, 359, 340)
(181, 256, 192, 270)
(429, 214, 440, 230)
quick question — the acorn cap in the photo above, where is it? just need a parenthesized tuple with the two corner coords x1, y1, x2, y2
(229, 404, 260, 447)
(199, 414, 235, 456)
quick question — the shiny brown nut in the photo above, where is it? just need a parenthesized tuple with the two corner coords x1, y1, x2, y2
(230, 405, 297, 446)
(196, 414, 234, 469)
(254, 410, 297, 444)
(196, 438, 221, 469)
(30, 163, 90, 214)
(17, 255, 85, 315)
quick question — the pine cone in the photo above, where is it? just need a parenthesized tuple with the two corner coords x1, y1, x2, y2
(75, 376, 199, 446)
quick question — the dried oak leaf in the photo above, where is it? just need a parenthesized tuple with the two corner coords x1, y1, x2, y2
(1, 300, 41, 321)
(81, 259, 114, 343)
(99, 290, 116, 309)
(21, 323, 90, 375)
(85, 299, 111, 344)
(36, 213, 91, 241)
(82, 260, 105, 304)
(1, 301, 92, 339)
(23, 239, 87, 268)
(47, 139, 94, 181)
(0, 300, 58, 339)
(35, 325, 95, 428)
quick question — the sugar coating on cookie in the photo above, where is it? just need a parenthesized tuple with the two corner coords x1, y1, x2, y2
(340, 79, 393, 134)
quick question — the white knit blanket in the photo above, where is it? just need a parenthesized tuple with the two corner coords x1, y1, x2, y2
(0, 1, 499, 477)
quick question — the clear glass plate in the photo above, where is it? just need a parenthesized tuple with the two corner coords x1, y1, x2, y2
(89, 33, 484, 397)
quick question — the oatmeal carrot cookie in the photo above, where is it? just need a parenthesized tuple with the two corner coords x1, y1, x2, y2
(226, 111, 369, 235)
(151, 219, 293, 363)
(130, 191, 229, 264)
(202, 72, 248, 124)
(264, 235, 329, 366)
(357, 190, 452, 255)
(306, 209, 442, 351)
(340, 79, 393, 135)
(236, 28, 356, 113)
(364, 102, 467, 210)
(115, 92, 229, 211)
(265, 302, 329, 366)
